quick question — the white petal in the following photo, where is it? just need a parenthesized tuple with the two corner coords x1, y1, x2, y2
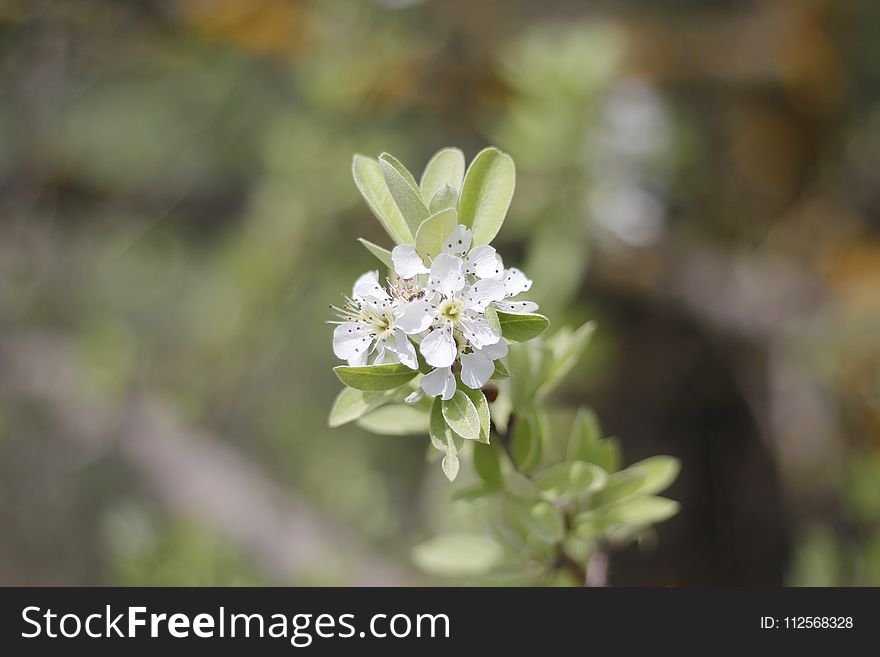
(421, 366, 456, 400)
(405, 389, 424, 404)
(477, 339, 508, 360)
(373, 344, 398, 365)
(441, 225, 472, 257)
(353, 270, 390, 301)
(503, 267, 533, 296)
(462, 278, 507, 312)
(494, 300, 539, 314)
(460, 352, 495, 389)
(428, 253, 465, 298)
(391, 244, 430, 279)
(353, 270, 378, 293)
(395, 299, 434, 334)
(333, 322, 375, 360)
(391, 329, 418, 370)
(459, 317, 500, 349)
(464, 245, 503, 279)
(420, 325, 457, 367)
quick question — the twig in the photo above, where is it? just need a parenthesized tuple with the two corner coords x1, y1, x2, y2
(586, 548, 609, 587)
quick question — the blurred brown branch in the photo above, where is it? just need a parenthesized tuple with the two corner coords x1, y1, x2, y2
(0, 332, 415, 586)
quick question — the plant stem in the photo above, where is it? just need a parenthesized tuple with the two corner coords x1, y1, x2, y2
(492, 413, 591, 586)
(586, 547, 609, 587)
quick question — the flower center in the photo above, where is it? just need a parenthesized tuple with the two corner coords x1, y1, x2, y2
(439, 298, 463, 322)
(376, 312, 393, 332)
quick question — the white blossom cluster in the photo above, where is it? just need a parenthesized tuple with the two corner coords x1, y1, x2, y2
(332, 225, 537, 400)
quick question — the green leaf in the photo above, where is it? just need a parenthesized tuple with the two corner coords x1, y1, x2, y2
(506, 499, 564, 543)
(441, 390, 481, 441)
(352, 155, 413, 244)
(441, 439, 460, 481)
(598, 457, 680, 504)
(429, 397, 451, 451)
(452, 484, 497, 502)
(484, 305, 501, 334)
(458, 147, 516, 246)
(459, 385, 490, 444)
(575, 496, 679, 536)
(510, 411, 543, 473)
(536, 321, 596, 400)
(429, 399, 462, 481)
(379, 153, 429, 233)
(505, 341, 538, 407)
(356, 405, 429, 436)
(627, 456, 681, 496)
(533, 460, 608, 500)
(329, 387, 371, 428)
(597, 469, 649, 505)
(429, 185, 458, 213)
(414, 208, 458, 261)
(566, 407, 620, 473)
(333, 363, 418, 391)
(567, 407, 600, 453)
(356, 238, 393, 270)
(473, 442, 502, 488)
(497, 311, 549, 342)
(328, 387, 396, 427)
(412, 534, 504, 577)
(489, 358, 510, 380)
(420, 147, 465, 201)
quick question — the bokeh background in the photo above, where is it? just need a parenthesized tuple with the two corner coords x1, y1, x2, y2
(1, 0, 879, 586)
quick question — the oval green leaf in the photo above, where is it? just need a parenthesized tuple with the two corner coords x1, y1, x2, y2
(420, 147, 465, 201)
(328, 387, 396, 427)
(603, 495, 680, 526)
(441, 444, 460, 482)
(414, 208, 458, 261)
(473, 442, 503, 489)
(497, 311, 549, 342)
(459, 385, 490, 444)
(333, 363, 418, 391)
(356, 404, 430, 436)
(429, 185, 458, 213)
(428, 397, 450, 451)
(510, 412, 543, 473)
(379, 153, 429, 233)
(351, 155, 413, 245)
(458, 147, 516, 246)
(507, 499, 565, 544)
(533, 460, 608, 500)
(441, 390, 481, 441)
(412, 534, 504, 577)
(626, 456, 681, 496)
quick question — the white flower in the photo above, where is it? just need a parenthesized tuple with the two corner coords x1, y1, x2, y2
(331, 271, 431, 369)
(387, 224, 540, 400)
(341, 224, 539, 401)
(421, 339, 508, 400)
(419, 253, 506, 368)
